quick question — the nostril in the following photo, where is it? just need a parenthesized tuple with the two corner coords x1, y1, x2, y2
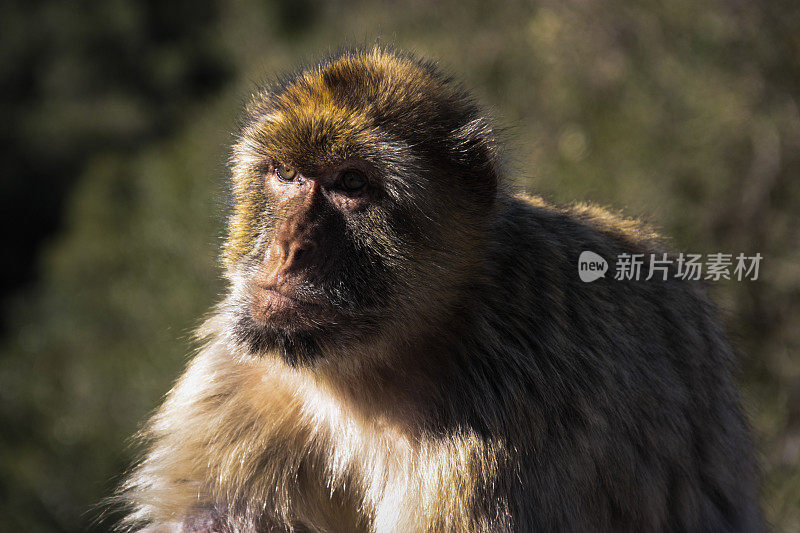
(288, 242, 316, 267)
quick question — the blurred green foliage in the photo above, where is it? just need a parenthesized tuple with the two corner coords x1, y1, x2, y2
(0, 0, 798, 530)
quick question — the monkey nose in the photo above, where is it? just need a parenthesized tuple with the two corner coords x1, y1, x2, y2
(278, 240, 317, 271)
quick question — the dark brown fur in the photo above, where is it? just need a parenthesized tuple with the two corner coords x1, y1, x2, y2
(118, 47, 762, 532)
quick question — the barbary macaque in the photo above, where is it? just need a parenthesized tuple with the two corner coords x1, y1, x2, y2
(119, 47, 762, 532)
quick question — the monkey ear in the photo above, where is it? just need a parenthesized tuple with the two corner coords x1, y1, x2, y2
(451, 118, 500, 208)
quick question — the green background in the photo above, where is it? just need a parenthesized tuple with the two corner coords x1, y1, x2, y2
(1, 0, 798, 530)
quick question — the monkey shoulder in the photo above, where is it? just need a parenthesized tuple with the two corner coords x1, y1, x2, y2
(493, 192, 664, 273)
(488, 192, 713, 326)
(478, 194, 759, 531)
(122, 333, 319, 527)
(482, 192, 733, 404)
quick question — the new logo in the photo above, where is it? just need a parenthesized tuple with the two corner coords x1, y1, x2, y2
(578, 251, 608, 282)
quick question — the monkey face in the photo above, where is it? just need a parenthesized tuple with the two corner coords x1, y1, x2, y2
(228, 153, 417, 365)
(248, 161, 374, 325)
(224, 48, 499, 364)
(240, 158, 395, 361)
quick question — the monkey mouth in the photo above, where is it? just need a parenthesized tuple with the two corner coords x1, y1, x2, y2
(240, 283, 341, 364)
(237, 280, 380, 363)
(249, 284, 329, 325)
(257, 287, 299, 310)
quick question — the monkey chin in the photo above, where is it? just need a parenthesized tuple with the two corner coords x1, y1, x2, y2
(238, 288, 335, 366)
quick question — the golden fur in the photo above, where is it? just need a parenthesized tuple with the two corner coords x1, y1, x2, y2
(125, 313, 512, 532)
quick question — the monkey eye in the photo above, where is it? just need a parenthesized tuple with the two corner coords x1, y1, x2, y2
(276, 162, 297, 182)
(340, 169, 367, 192)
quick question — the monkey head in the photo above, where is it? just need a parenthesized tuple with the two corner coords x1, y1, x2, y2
(223, 48, 500, 365)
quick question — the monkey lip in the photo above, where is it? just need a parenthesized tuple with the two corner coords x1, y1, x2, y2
(262, 287, 298, 304)
(250, 285, 326, 322)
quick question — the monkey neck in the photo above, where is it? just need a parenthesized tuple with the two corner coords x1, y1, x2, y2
(304, 293, 494, 439)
